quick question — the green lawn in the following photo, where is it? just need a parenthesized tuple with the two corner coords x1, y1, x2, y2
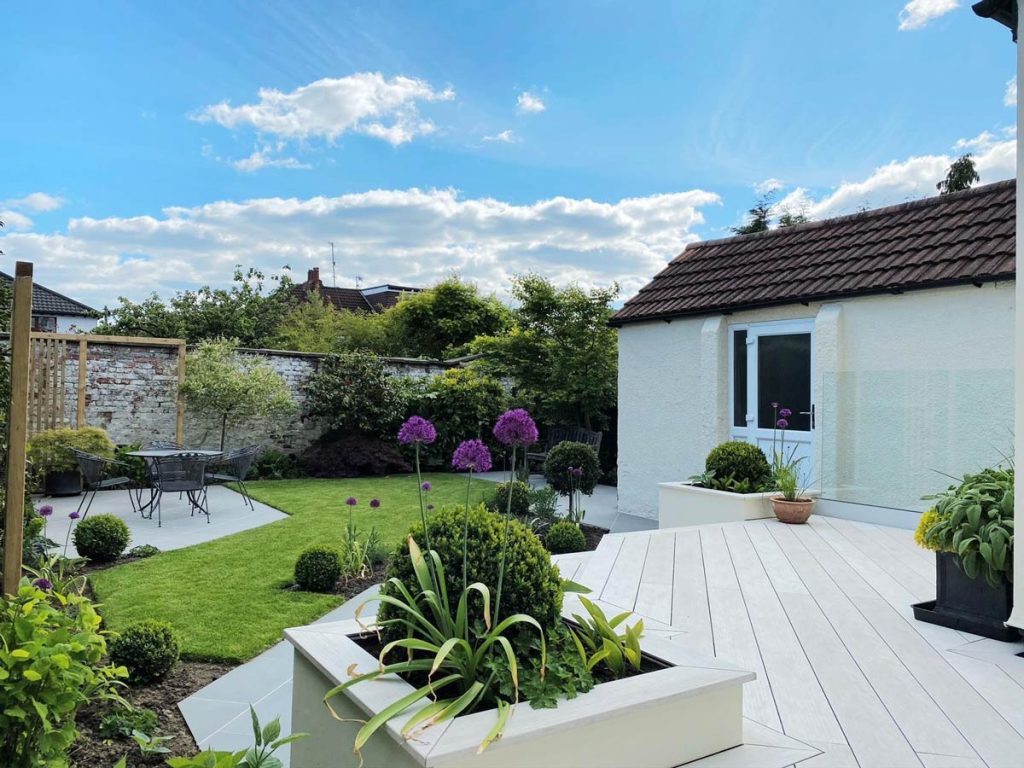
(88, 474, 491, 662)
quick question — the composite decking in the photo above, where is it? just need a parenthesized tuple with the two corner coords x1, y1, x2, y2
(555, 516, 1024, 768)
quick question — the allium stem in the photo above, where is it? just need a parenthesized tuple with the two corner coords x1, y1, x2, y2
(462, 468, 473, 626)
(414, 443, 438, 588)
(494, 446, 516, 622)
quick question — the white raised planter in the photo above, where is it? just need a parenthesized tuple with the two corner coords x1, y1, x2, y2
(658, 483, 821, 528)
(287, 611, 753, 768)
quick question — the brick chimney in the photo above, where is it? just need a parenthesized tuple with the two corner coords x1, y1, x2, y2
(306, 267, 321, 289)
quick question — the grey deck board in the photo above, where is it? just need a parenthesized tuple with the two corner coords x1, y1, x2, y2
(582, 516, 1024, 768)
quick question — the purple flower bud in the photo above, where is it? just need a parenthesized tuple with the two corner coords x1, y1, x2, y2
(421, 482, 432, 492)
(451, 439, 493, 472)
(369, 498, 381, 509)
(776, 418, 789, 429)
(570, 467, 584, 479)
(779, 408, 792, 418)
(38, 505, 53, 517)
(427, 504, 435, 511)
(69, 511, 81, 520)
(345, 497, 358, 506)
(33, 578, 53, 591)
(398, 416, 437, 445)
(493, 409, 539, 447)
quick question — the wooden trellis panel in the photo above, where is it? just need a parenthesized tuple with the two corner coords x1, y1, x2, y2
(28, 335, 69, 433)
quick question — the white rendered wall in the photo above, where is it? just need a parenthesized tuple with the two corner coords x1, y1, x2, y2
(1009, 12, 1022, 632)
(617, 283, 1014, 520)
(55, 315, 97, 333)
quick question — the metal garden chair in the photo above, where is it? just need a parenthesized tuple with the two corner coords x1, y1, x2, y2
(141, 440, 185, 451)
(69, 448, 138, 521)
(205, 446, 260, 510)
(148, 452, 216, 527)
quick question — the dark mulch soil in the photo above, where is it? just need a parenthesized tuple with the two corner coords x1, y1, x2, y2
(70, 660, 236, 768)
(283, 561, 389, 596)
(580, 522, 608, 552)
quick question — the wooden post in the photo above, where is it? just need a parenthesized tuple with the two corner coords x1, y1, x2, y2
(175, 342, 186, 444)
(77, 339, 87, 428)
(3, 262, 33, 595)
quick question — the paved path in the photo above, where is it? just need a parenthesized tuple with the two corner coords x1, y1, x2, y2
(41, 486, 286, 556)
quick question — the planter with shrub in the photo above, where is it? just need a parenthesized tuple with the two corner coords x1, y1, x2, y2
(912, 467, 1017, 641)
(287, 411, 752, 767)
(73, 514, 131, 563)
(27, 426, 116, 496)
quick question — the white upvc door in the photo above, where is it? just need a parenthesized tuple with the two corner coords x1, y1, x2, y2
(729, 320, 815, 487)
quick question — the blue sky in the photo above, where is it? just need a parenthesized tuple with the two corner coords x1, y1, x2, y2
(0, 0, 1016, 309)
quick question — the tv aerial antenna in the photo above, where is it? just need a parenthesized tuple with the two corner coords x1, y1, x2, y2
(328, 241, 337, 287)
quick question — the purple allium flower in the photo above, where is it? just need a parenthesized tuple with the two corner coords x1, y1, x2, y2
(427, 504, 435, 511)
(398, 416, 437, 445)
(421, 482, 432, 492)
(493, 409, 539, 447)
(38, 505, 53, 517)
(452, 439, 493, 473)
(33, 578, 52, 591)
(569, 466, 584, 479)
(369, 498, 381, 509)
(779, 408, 793, 418)
(776, 418, 789, 430)
(345, 497, 358, 507)
(69, 511, 81, 521)
(771, 402, 779, 409)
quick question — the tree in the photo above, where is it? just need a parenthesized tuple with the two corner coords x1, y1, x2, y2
(95, 268, 295, 347)
(303, 351, 407, 437)
(335, 307, 405, 356)
(272, 292, 349, 353)
(937, 154, 980, 195)
(472, 275, 618, 429)
(778, 209, 811, 227)
(390, 277, 511, 359)
(731, 193, 773, 234)
(180, 339, 297, 450)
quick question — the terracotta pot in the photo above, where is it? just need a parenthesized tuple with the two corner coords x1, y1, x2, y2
(771, 496, 815, 524)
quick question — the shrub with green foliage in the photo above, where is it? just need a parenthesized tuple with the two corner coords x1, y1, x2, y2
(0, 582, 127, 767)
(704, 440, 772, 493)
(304, 351, 407, 438)
(27, 426, 115, 474)
(544, 441, 601, 497)
(248, 449, 300, 480)
(545, 521, 587, 554)
(379, 504, 563, 640)
(73, 514, 131, 563)
(411, 367, 508, 461)
(294, 546, 341, 592)
(128, 544, 161, 559)
(109, 620, 180, 685)
(486, 480, 531, 519)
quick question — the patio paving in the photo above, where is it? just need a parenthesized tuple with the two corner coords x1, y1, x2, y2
(40, 486, 286, 556)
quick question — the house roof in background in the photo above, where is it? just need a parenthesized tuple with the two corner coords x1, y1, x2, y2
(292, 270, 422, 313)
(0, 271, 99, 317)
(611, 180, 1015, 326)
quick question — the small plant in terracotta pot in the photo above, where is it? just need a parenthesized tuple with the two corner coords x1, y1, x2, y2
(770, 407, 814, 524)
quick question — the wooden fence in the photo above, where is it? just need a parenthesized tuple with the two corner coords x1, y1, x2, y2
(27, 333, 187, 442)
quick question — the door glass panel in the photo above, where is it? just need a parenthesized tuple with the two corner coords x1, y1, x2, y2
(757, 333, 811, 431)
(732, 329, 747, 427)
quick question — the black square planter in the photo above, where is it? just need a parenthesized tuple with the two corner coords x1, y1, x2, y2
(912, 552, 1017, 642)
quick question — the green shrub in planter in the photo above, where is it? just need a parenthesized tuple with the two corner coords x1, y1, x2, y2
(544, 441, 601, 497)
(0, 582, 126, 767)
(545, 521, 587, 554)
(379, 503, 563, 641)
(73, 514, 131, 563)
(109, 620, 180, 685)
(27, 425, 115, 474)
(486, 480, 531, 518)
(704, 440, 771, 493)
(294, 546, 341, 592)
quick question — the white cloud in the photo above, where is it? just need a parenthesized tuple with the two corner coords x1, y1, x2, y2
(898, 0, 959, 30)
(1005, 76, 1017, 107)
(754, 178, 783, 195)
(0, 188, 720, 308)
(774, 128, 1015, 220)
(192, 73, 454, 147)
(482, 129, 519, 143)
(0, 210, 35, 232)
(2, 192, 64, 212)
(231, 147, 312, 172)
(517, 91, 546, 114)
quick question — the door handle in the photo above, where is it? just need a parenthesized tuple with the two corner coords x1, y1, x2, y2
(799, 404, 815, 429)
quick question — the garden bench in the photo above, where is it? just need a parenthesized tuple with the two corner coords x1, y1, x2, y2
(526, 425, 602, 469)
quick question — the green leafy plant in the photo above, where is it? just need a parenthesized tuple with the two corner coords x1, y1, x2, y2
(0, 581, 127, 768)
(702, 441, 771, 493)
(486, 480, 531, 519)
(27, 426, 115, 474)
(98, 705, 158, 740)
(303, 351, 407, 438)
(109, 620, 180, 685)
(162, 710, 305, 767)
(545, 521, 587, 554)
(73, 514, 131, 563)
(128, 543, 161, 558)
(181, 338, 297, 451)
(115, 443, 151, 487)
(294, 546, 341, 592)
(248, 449, 299, 480)
(543, 441, 601, 518)
(923, 465, 1014, 587)
(568, 596, 644, 679)
(410, 366, 508, 461)
(132, 729, 172, 756)
(23, 554, 87, 597)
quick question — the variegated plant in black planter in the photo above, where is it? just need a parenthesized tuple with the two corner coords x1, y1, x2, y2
(913, 465, 1016, 641)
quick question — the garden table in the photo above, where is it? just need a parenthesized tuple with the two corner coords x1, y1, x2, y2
(126, 449, 223, 526)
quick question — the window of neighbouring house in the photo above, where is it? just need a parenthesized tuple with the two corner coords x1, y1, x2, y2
(31, 315, 57, 332)
(732, 329, 747, 427)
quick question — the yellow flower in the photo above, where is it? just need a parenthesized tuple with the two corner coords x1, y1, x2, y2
(914, 508, 941, 551)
